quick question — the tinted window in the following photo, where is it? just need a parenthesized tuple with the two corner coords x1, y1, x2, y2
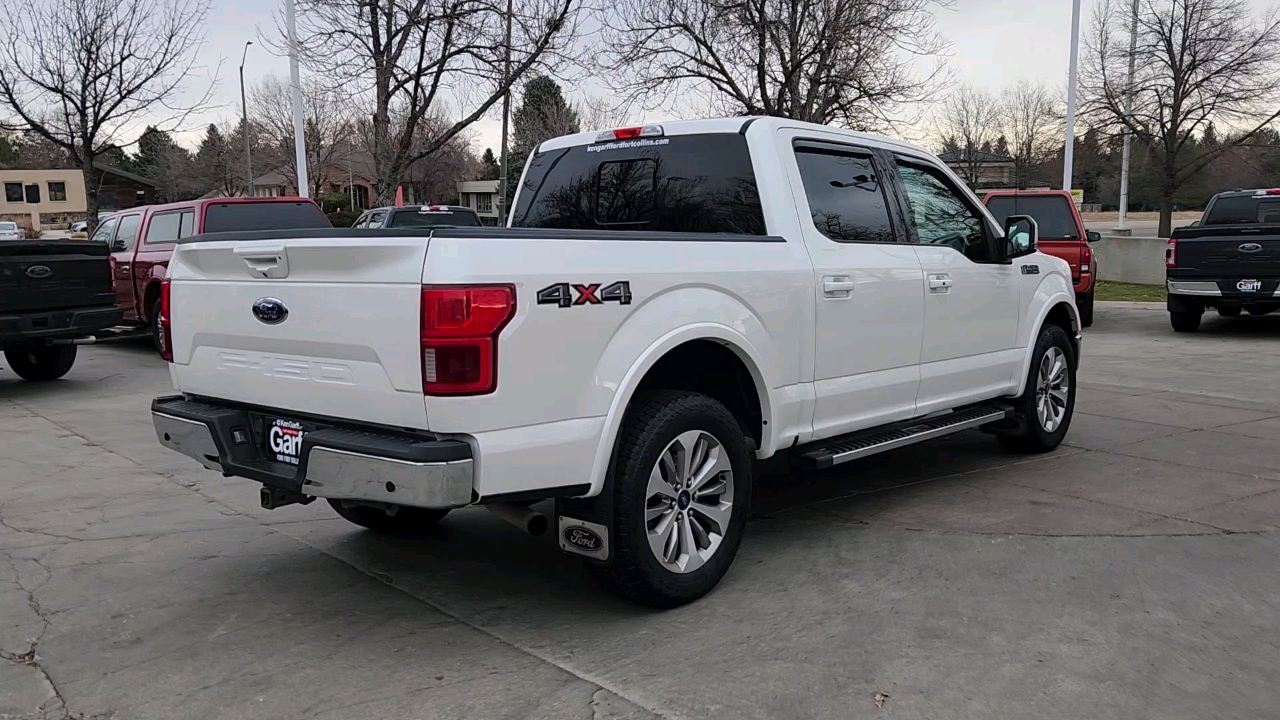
(201, 202, 331, 233)
(513, 133, 766, 235)
(795, 148, 894, 243)
(1204, 195, 1280, 225)
(985, 195, 1079, 239)
(144, 212, 182, 243)
(897, 162, 991, 263)
(388, 208, 483, 228)
(90, 218, 118, 244)
(113, 214, 142, 252)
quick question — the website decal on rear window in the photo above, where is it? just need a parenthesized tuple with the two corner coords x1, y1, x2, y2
(586, 138, 671, 153)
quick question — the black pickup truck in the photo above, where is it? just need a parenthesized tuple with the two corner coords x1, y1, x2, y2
(1, 240, 122, 380)
(1166, 189, 1280, 331)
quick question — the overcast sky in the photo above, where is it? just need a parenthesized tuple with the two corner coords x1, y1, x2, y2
(177, 0, 1271, 153)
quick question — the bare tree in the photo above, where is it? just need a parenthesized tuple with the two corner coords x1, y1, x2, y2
(600, 0, 951, 131)
(936, 84, 1001, 185)
(1000, 80, 1062, 189)
(1083, 0, 1280, 236)
(251, 74, 356, 198)
(288, 0, 582, 205)
(0, 0, 211, 227)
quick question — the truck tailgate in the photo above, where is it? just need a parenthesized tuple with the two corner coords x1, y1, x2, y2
(167, 235, 431, 429)
(1173, 228, 1280, 277)
(0, 242, 115, 313)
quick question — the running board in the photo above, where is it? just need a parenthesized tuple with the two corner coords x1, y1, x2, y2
(798, 404, 1013, 470)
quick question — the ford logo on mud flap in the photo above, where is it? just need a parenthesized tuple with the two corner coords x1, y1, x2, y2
(25, 265, 51, 279)
(563, 526, 603, 551)
(252, 298, 289, 325)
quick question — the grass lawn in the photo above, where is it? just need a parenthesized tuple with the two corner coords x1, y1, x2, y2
(1094, 280, 1166, 302)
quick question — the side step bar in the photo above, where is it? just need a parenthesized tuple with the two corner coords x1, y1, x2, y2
(798, 404, 1013, 470)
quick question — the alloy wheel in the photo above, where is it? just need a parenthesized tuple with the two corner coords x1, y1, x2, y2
(644, 430, 734, 573)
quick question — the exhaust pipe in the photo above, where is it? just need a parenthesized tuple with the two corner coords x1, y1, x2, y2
(486, 502, 548, 536)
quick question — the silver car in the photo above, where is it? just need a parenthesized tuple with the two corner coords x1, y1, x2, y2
(0, 221, 26, 240)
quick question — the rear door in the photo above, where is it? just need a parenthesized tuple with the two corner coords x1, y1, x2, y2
(168, 234, 432, 430)
(109, 212, 143, 320)
(134, 208, 194, 323)
(781, 134, 924, 437)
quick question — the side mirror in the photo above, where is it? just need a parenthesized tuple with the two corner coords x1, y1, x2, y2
(1086, 230, 1102, 243)
(1003, 214, 1038, 259)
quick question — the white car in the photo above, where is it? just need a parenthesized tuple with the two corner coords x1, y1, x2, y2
(0, 221, 25, 240)
(150, 117, 1080, 607)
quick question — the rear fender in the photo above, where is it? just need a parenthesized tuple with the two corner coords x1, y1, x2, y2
(583, 287, 781, 497)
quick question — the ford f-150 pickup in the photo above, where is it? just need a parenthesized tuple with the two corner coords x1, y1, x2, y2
(150, 117, 1081, 607)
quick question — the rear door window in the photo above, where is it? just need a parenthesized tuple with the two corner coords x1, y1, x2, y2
(984, 195, 1080, 239)
(793, 146, 895, 243)
(201, 202, 332, 233)
(513, 133, 766, 235)
(144, 212, 183, 244)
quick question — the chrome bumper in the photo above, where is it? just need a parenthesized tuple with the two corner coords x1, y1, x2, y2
(1166, 280, 1222, 297)
(152, 405, 474, 510)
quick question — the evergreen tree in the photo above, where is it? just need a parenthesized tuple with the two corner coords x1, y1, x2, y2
(506, 75, 579, 200)
(479, 148, 502, 180)
(195, 124, 237, 196)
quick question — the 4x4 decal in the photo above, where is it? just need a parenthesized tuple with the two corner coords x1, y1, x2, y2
(537, 281, 632, 308)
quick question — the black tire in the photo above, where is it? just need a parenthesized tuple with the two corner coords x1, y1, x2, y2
(997, 324, 1076, 455)
(1217, 306, 1242, 318)
(1170, 310, 1202, 332)
(1246, 304, 1277, 317)
(3, 344, 77, 381)
(150, 298, 164, 355)
(1077, 290, 1094, 328)
(589, 391, 752, 608)
(327, 499, 449, 534)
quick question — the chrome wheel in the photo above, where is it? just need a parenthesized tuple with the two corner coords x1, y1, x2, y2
(644, 430, 734, 574)
(1035, 346, 1069, 432)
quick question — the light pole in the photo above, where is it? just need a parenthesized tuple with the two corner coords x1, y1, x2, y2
(239, 41, 254, 197)
(1063, 0, 1082, 193)
(286, 0, 309, 198)
(1115, 0, 1140, 235)
(498, 0, 513, 226)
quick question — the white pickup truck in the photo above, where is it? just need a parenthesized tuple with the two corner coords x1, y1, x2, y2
(151, 117, 1080, 607)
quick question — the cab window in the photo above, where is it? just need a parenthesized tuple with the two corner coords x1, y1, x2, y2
(896, 162, 993, 263)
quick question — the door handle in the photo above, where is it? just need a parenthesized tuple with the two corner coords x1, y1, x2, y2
(928, 274, 953, 293)
(822, 276, 856, 298)
(118, 263, 130, 272)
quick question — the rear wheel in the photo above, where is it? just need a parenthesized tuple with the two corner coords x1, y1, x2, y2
(1170, 310, 1202, 332)
(998, 324, 1076, 454)
(589, 391, 751, 608)
(1217, 306, 1242, 318)
(1077, 290, 1094, 328)
(328, 499, 450, 534)
(3, 344, 77, 381)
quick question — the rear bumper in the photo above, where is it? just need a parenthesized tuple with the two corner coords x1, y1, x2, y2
(0, 305, 123, 346)
(1074, 271, 1094, 295)
(152, 396, 474, 509)
(1167, 279, 1280, 300)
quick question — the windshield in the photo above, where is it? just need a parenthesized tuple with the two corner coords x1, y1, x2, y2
(985, 195, 1080, 240)
(512, 133, 766, 234)
(1203, 195, 1280, 225)
(388, 208, 482, 227)
(0, 222, 18, 230)
(202, 202, 332, 233)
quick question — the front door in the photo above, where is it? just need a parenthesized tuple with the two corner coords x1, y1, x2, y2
(892, 159, 1022, 414)
(785, 137, 924, 438)
(108, 213, 143, 321)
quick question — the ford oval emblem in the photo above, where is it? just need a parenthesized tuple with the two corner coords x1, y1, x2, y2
(25, 265, 51, 279)
(563, 526, 603, 552)
(1239, 242, 1263, 253)
(252, 297, 288, 325)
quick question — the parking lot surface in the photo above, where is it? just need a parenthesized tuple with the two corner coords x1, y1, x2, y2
(2, 302, 1278, 720)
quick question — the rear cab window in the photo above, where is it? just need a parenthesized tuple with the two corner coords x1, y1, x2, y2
(985, 195, 1080, 240)
(388, 208, 482, 228)
(144, 210, 196, 244)
(201, 202, 332, 233)
(512, 133, 766, 235)
(1203, 193, 1280, 225)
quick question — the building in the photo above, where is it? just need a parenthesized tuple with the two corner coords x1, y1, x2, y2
(0, 169, 87, 230)
(457, 179, 501, 225)
(938, 150, 1016, 189)
(90, 161, 158, 213)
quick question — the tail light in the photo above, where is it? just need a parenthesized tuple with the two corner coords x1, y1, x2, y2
(595, 125, 664, 142)
(1165, 237, 1177, 268)
(1081, 243, 1092, 268)
(421, 285, 515, 396)
(159, 279, 173, 362)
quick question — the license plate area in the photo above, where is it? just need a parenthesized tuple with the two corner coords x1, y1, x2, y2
(254, 415, 312, 465)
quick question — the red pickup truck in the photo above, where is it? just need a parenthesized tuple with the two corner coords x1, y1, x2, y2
(90, 198, 331, 350)
(983, 190, 1101, 327)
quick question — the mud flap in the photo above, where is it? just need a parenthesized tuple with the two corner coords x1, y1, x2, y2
(555, 474, 614, 563)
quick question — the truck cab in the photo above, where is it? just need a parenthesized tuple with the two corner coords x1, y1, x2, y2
(93, 198, 330, 351)
(983, 190, 1100, 327)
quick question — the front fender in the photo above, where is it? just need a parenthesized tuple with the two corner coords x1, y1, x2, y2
(1012, 271, 1080, 397)
(582, 286, 783, 496)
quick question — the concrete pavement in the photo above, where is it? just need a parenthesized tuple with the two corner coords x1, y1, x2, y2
(3, 303, 1279, 720)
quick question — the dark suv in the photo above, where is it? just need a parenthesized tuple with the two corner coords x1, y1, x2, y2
(353, 205, 483, 229)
